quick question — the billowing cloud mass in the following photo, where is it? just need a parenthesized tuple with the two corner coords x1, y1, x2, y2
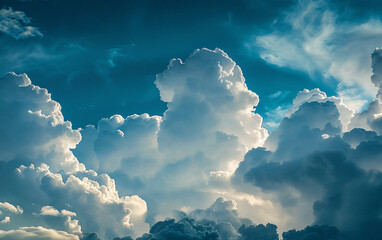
(0, 73, 149, 239)
(2, 43, 382, 240)
(0, 72, 84, 173)
(234, 47, 382, 240)
(74, 48, 269, 223)
(251, 0, 382, 111)
(0, 7, 43, 39)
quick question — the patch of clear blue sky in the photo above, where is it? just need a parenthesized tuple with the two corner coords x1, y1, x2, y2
(1, 0, 379, 129)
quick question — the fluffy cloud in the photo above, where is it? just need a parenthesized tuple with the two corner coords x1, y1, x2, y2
(156, 48, 267, 155)
(0, 202, 23, 214)
(74, 48, 269, 223)
(0, 217, 10, 224)
(9, 163, 148, 238)
(133, 197, 279, 240)
(4, 43, 382, 240)
(0, 7, 43, 39)
(0, 73, 149, 239)
(235, 86, 382, 239)
(233, 45, 382, 237)
(0, 72, 84, 173)
(289, 89, 354, 131)
(251, 0, 382, 111)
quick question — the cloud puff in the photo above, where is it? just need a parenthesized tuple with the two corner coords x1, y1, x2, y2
(74, 113, 161, 177)
(0, 202, 23, 214)
(282, 225, 339, 240)
(156, 48, 267, 156)
(251, 0, 382, 110)
(289, 89, 354, 131)
(0, 217, 10, 224)
(0, 7, 43, 39)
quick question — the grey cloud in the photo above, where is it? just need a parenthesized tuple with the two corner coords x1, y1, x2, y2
(235, 90, 382, 239)
(133, 197, 278, 240)
(238, 224, 278, 240)
(282, 225, 339, 240)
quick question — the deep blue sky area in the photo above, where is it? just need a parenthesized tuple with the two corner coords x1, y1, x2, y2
(1, 0, 379, 128)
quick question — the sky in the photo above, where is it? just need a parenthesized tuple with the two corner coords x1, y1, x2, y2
(1, 0, 382, 239)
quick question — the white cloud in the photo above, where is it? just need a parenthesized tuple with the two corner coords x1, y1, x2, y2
(75, 48, 269, 224)
(0, 72, 149, 239)
(0, 226, 79, 240)
(0, 216, 10, 224)
(0, 72, 84, 173)
(0, 202, 23, 214)
(0, 8, 43, 39)
(250, 0, 382, 111)
(40, 206, 61, 216)
(11, 163, 149, 238)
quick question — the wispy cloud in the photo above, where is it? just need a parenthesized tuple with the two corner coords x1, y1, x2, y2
(249, 0, 382, 111)
(0, 7, 43, 39)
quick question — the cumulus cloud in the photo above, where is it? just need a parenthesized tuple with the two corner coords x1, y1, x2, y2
(0, 72, 149, 239)
(10, 163, 148, 238)
(235, 82, 382, 239)
(74, 48, 269, 223)
(250, 0, 382, 111)
(289, 89, 354, 131)
(4, 43, 382, 240)
(0, 7, 43, 39)
(0, 72, 84, 173)
(132, 197, 279, 240)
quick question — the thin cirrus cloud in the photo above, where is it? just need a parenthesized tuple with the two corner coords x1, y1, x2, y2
(250, 0, 382, 111)
(0, 7, 42, 39)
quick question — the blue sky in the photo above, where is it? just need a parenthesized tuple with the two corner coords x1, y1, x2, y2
(2, 0, 382, 240)
(0, 0, 337, 129)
